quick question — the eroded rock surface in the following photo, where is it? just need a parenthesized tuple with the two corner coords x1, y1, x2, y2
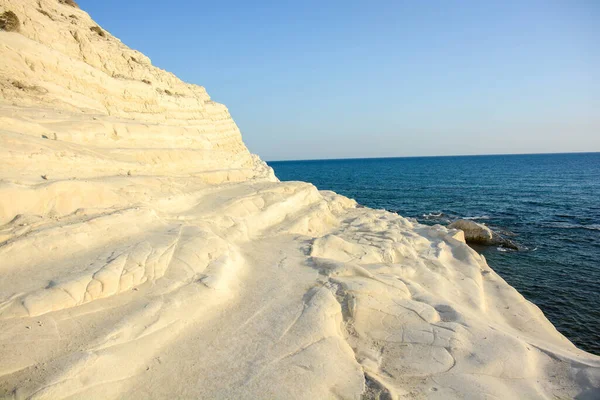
(449, 219, 518, 249)
(1, 1, 599, 399)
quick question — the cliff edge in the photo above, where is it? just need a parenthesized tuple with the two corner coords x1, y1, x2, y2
(1, 1, 599, 399)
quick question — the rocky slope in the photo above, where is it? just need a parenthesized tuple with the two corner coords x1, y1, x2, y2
(1, 1, 599, 399)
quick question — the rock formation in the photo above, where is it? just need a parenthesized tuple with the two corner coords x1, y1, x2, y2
(449, 219, 519, 249)
(1, 1, 599, 399)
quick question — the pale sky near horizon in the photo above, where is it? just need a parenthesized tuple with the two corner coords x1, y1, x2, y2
(79, 0, 599, 161)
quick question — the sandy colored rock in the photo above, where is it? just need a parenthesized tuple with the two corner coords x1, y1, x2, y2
(449, 219, 518, 249)
(446, 228, 466, 243)
(448, 219, 495, 244)
(0, 1, 599, 399)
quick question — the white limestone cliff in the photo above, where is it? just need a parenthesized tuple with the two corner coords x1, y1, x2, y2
(1, 1, 599, 399)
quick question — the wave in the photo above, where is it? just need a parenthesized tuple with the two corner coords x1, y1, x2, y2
(497, 247, 511, 252)
(418, 212, 492, 222)
(496, 245, 524, 253)
(422, 212, 444, 219)
(545, 223, 600, 232)
(422, 213, 491, 221)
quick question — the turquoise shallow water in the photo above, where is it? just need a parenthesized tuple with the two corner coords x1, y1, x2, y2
(269, 153, 600, 355)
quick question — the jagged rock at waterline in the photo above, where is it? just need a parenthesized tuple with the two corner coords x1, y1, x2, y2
(0, 0, 598, 399)
(449, 219, 519, 250)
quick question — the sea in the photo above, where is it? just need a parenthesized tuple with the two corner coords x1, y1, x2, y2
(268, 153, 600, 355)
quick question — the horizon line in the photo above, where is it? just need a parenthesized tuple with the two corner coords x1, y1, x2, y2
(266, 150, 600, 163)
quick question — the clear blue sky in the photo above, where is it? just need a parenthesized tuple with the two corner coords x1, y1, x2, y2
(79, 0, 599, 160)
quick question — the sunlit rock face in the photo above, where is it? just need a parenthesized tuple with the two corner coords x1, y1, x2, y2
(0, 0, 275, 186)
(1, 1, 599, 399)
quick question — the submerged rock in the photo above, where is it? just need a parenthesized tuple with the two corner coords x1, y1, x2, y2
(449, 219, 519, 250)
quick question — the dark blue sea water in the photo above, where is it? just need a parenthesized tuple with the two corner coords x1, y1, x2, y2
(269, 153, 600, 355)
